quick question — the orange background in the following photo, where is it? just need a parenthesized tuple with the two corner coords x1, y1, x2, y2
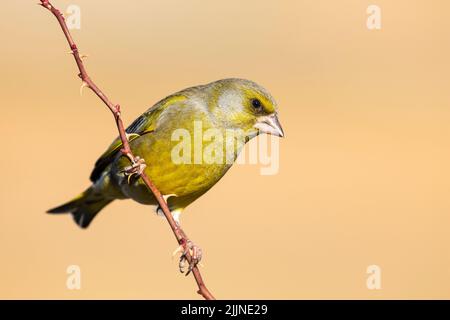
(1, 0, 449, 299)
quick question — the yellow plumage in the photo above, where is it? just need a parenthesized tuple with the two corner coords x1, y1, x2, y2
(48, 78, 284, 228)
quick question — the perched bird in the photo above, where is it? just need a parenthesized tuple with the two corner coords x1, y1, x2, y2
(48, 78, 284, 230)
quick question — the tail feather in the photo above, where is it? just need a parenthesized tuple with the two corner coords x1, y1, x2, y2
(47, 187, 112, 228)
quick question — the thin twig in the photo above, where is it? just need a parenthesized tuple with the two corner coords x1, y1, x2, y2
(39, 0, 214, 300)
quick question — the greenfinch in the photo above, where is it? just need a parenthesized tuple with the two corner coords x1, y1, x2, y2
(48, 78, 284, 228)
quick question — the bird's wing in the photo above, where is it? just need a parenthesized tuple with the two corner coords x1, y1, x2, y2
(89, 94, 187, 182)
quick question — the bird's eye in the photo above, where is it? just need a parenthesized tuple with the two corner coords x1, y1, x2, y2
(251, 98, 262, 111)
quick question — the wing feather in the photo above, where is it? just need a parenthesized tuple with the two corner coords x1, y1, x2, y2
(89, 94, 187, 182)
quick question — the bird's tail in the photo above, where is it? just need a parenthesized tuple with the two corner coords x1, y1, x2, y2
(47, 186, 112, 228)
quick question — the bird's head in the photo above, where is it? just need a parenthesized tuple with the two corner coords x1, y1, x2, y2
(208, 78, 284, 140)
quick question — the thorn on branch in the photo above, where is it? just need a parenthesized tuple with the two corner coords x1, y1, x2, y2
(172, 245, 184, 259)
(69, 51, 88, 61)
(80, 81, 88, 95)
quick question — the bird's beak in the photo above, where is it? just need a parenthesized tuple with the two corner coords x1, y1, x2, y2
(254, 114, 284, 137)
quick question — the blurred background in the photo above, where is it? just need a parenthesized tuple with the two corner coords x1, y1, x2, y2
(0, 0, 449, 299)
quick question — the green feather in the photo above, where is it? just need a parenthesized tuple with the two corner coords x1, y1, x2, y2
(49, 78, 281, 228)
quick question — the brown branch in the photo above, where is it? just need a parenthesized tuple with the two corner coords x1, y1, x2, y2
(39, 0, 214, 300)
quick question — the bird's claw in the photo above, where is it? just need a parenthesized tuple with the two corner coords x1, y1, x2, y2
(174, 240, 203, 276)
(123, 156, 146, 183)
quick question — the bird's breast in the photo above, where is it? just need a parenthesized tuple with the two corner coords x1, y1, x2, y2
(115, 122, 239, 199)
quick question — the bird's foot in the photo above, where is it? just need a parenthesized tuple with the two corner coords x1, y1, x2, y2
(173, 239, 203, 276)
(123, 156, 146, 183)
